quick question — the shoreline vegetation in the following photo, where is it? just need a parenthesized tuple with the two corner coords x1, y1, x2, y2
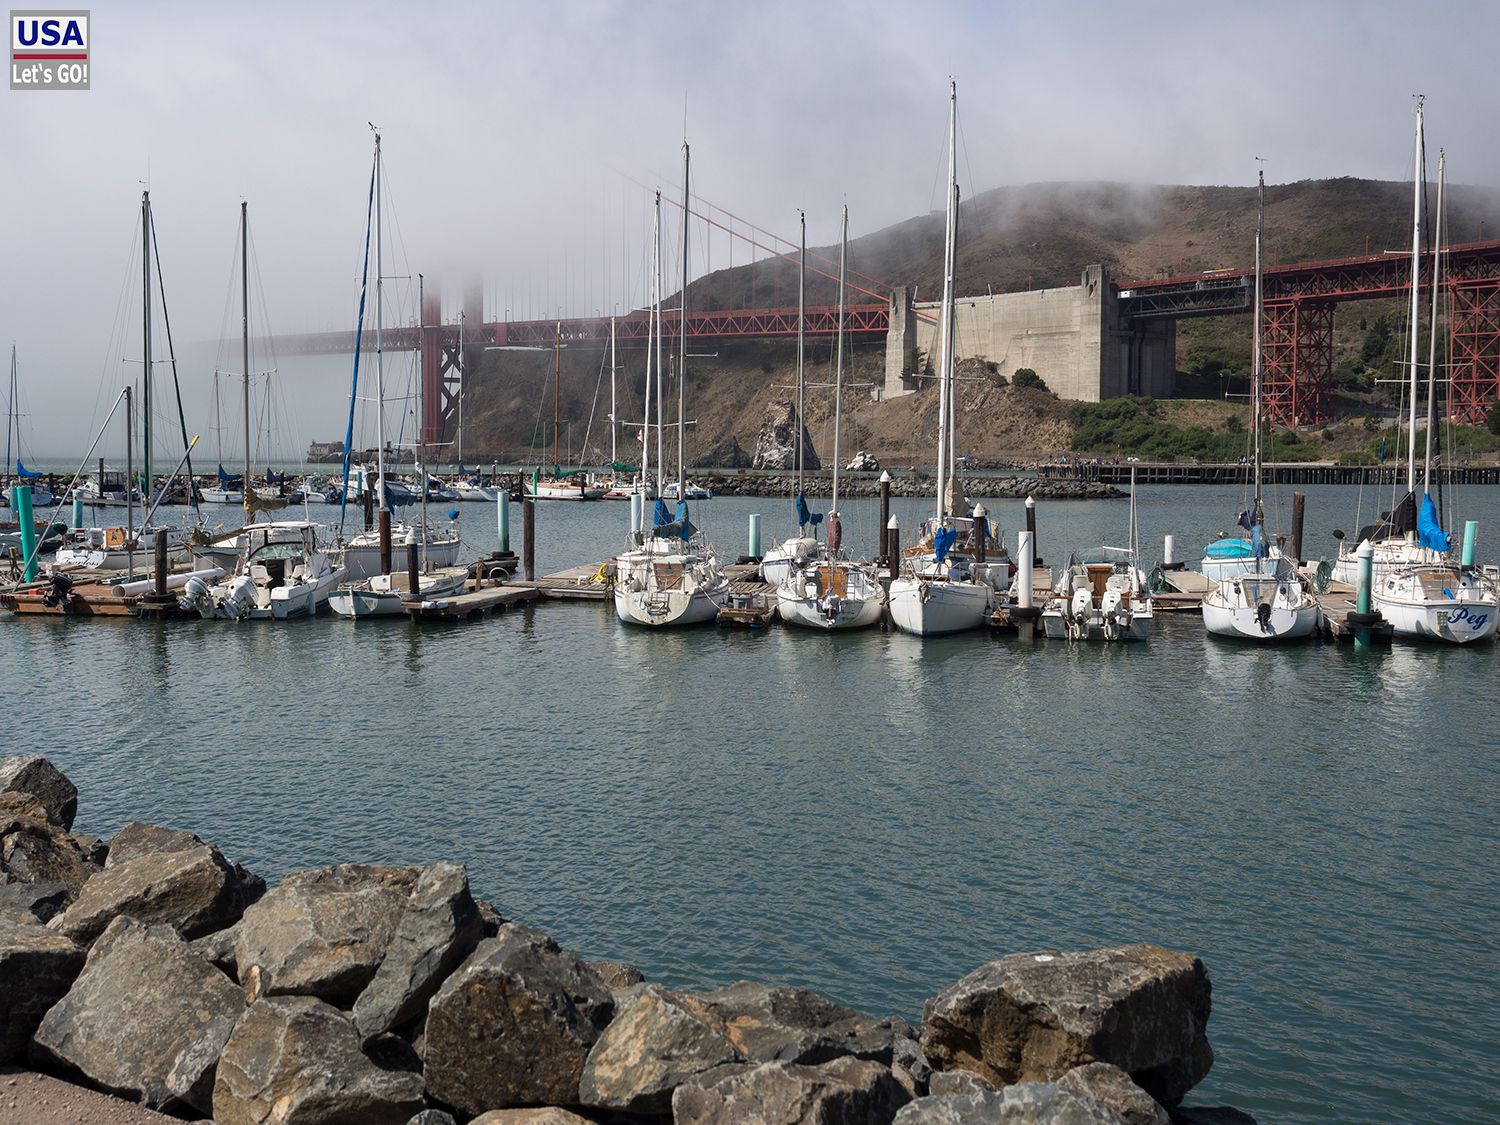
(0, 755, 1257, 1124)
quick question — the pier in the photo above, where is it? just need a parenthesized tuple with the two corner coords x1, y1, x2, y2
(1038, 461, 1500, 486)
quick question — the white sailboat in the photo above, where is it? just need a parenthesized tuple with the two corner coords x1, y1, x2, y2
(777, 205, 886, 631)
(888, 81, 992, 637)
(1369, 121, 1497, 644)
(192, 203, 344, 619)
(5, 348, 55, 508)
(613, 150, 730, 628)
(528, 325, 606, 500)
(759, 211, 819, 587)
(1202, 170, 1320, 641)
(336, 133, 461, 579)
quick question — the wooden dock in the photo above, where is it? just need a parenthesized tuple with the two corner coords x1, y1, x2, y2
(0, 580, 140, 617)
(514, 563, 613, 601)
(403, 584, 540, 622)
(1317, 597, 1393, 645)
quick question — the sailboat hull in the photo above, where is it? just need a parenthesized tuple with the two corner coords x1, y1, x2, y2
(340, 534, 461, 581)
(1374, 575, 1499, 644)
(759, 537, 820, 586)
(614, 587, 725, 627)
(1203, 600, 1319, 640)
(887, 577, 989, 636)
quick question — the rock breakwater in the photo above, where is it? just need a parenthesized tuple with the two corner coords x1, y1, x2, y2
(0, 756, 1251, 1124)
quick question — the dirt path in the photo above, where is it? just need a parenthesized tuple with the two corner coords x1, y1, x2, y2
(0, 1067, 192, 1125)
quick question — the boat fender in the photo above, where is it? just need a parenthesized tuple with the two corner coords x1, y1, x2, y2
(1345, 611, 1384, 629)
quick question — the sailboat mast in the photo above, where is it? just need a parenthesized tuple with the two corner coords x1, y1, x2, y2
(677, 140, 689, 501)
(241, 201, 250, 520)
(609, 314, 617, 468)
(654, 191, 664, 496)
(418, 273, 429, 566)
(141, 191, 152, 504)
(374, 132, 388, 515)
(832, 205, 847, 516)
(1404, 97, 1424, 498)
(6, 345, 14, 478)
(1252, 170, 1264, 527)
(934, 80, 957, 522)
(456, 308, 465, 465)
(1424, 149, 1445, 491)
(796, 209, 806, 505)
(553, 323, 561, 469)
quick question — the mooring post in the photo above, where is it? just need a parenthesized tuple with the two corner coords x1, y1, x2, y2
(1025, 495, 1040, 564)
(378, 509, 392, 577)
(496, 491, 510, 554)
(973, 503, 987, 564)
(1291, 491, 1307, 562)
(877, 470, 892, 562)
(630, 493, 642, 539)
(1355, 539, 1374, 651)
(72, 490, 84, 530)
(523, 497, 536, 582)
(748, 513, 761, 560)
(1462, 520, 1478, 567)
(153, 528, 168, 597)
(886, 515, 899, 579)
(406, 528, 420, 600)
(1016, 529, 1038, 642)
(1163, 534, 1175, 566)
(14, 486, 36, 582)
(363, 482, 374, 533)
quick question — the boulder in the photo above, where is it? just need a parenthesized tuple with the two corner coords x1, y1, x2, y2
(752, 400, 820, 471)
(0, 878, 69, 921)
(928, 1070, 997, 1098)
(588, 959, 646, 990)
(423, 924, 614, 1115)
(191, 920, 241, 975)
(672, 1056, 908, 1124)
(105, 821, 207, 866)
(51, 841, 248, 945)
(699, 981, 900, 1065)
(407, 1113, 458, 1125)
(353, 861, 483, 1039)
(921, 946, 1212, 1106)
(470, 1111, 594, 1124)
(213, 995, 425, 1125)
(891, 1032, 933, 1098)
(475, 898, 506, 937)
(31, 916, 243, 1114)
(0, 756, 78, 829)
(1059, 1064, 1169, 1125)
(0, 792, 99, 897)
(0, 909, 84, 1062)
(895, 1083, 1130, 1124)
(845, 451, 880, 472)
(233, 863, 421, 1004)
(580, 985, 741, 1114)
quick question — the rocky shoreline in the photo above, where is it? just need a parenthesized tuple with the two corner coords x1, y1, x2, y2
(689, 473, 1125, 501)
(0, 756, 1252, 1124)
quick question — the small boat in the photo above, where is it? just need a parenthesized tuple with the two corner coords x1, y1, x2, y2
(338, 519, 461, 581)
(1372, 563, 1498, 643)
(69, 471, 142, 508)
(328, 564, 470, 618)
(528, 474, 606, 501)
(184, 520, 345, 620)
(54, 524, 193, 571)
(660, 481, 712, 501)
(1203, 568, 1320, 640)
(1040, 554, 1153, 642)
(452, 479, 500, 503)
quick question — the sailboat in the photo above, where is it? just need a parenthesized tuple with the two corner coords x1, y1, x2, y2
(336, 131, 461, 580)
(776, 206, 886, 631)
(189, 202, 345, 620)
(528, 325, 606, 500)
(887, 82, 993, 637)
(1367, 122, 1498, 644)
(1202, 170, 1321, 641)
(613, 152, 730, 628)
(758, 212, 820, 587)
(5, 347, 54, 509)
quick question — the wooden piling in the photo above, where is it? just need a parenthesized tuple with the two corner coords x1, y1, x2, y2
(523, 497, 536, 582)
(1291, 491, 1306, 562)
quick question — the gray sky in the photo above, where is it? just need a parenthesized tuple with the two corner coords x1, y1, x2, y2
(3, 0, 1496, 457)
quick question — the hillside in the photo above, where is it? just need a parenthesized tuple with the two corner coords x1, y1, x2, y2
(461, 178, 1500, 466)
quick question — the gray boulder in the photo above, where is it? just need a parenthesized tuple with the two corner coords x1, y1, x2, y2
(1059, 1064, 1168, 1125)
(31, 915, 243, 1114)
(752, 399, 820, 471)
(470, 1110, 595, 1124)
(353, 861, 482, 1039)
(0, 909, 84, 1062)
(233, 863, 421, 1004)
(50, 840, 248, 945)
(212, 995, 425, 1125)
(588, 959, 646, 990)
(672, 1056, 908, 1124)
(0, 792, 99, 897)
(423, 924, 614, 1115)
(191, 920, 241, 975)
(929, 1070, 998, 1098)
(699, 981, 901, 1064)
(580, 985, 741, 1114)
(921, 946, 1212, 1107)
(0, 879, 69, 921)
(407, 1113, 458, 1125)
(0, 755, 78, 829)
(895, 1083, 1130, 1124)
(105, 821, 206, 866)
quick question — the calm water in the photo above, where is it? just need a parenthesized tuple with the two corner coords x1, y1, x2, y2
(4, 483, 1497, 1123)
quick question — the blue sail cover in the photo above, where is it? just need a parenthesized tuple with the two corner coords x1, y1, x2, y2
(1204, 538, 1254, 560)
(794, 492, 823, 528)
(933, 525, 957, 564)
(654, 498, 672, 526)
(217, 464, 242, 486)
(15, 460, 42, 479)
(1418, 492, 1451, 553)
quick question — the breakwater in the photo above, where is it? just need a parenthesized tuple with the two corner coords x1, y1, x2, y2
(0, 755, 1252, 1124)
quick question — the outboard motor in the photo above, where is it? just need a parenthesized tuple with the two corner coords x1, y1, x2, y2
(42, 571, 73, 608)
(220, 575, 258, 620)
(180, 575, 212, 618)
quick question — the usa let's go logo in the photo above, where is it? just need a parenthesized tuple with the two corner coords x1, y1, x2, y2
(11, 10, 89, 90)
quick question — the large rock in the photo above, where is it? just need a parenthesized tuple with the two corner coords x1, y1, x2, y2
(700, 981, 901, 1065)
(0, 792, 99, 897)
(693, 435, 753, 470)
(672, 1056, 908, 1124)
(105, 821, 208, 866)
(896, 1082, 1131, 1123)
(423, 924, 614, 1115)
(234, 863, 421, 1004)
(0, 756, 78, 830)
(752, 399, 820, 471)
(0, 879, 69, 921)
(51, 839, 248, 945)
(212, 995, 425, 1125)
(580, 985, 741, 1114)
(588, 959, 646, 991)
(0, 909, 84, 1062)
(470, 1110, 594, 1124)
(921, 946, 1212, 1107)
(1059, 1064, 1168, 1125)
(31, 916, 243, 1114)
(353, 861, 483, 1039)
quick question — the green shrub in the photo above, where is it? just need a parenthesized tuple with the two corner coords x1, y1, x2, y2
(1012, 367, 1048, 391)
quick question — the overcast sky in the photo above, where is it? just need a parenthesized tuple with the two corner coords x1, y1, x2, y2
(3, 0, 1495, 457)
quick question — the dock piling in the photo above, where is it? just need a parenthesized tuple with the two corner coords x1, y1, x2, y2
(973, 503, 987, 564)
(523, 497, 536, 582)
(629, 493, 642, 540)
(378, 509, 392, 577)
(1462, 520, 1478, 567)
(1355, 540, 1374, 651)
(71, 492, 84, 530)
(1025, 495, 1041, 564)
(877, 470, 892, 564)
(886, 515, 899, 579)
(14, 486, 36, 582)
(496, 492, 510, 554)
(1163, 534, 1174, 566)
(748, 513, 761, 560)
(153, 529, 168, 597)
(1291, 492, 1307, 562)
(1015, 529, 1039, 641)
(406, 529, 420, 599)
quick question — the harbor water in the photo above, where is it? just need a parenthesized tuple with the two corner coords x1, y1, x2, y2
(3, 483, 1496, 1123)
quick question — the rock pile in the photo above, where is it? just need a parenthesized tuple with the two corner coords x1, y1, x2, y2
(752, 400, 820, 471)
(0, 756, 1251, 1124)
(688, 472, 1125, 501)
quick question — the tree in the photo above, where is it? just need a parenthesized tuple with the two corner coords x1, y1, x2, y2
(1012, 367, 1048, 391)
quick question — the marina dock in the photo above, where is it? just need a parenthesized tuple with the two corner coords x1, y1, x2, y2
(403, 584, 540, 622)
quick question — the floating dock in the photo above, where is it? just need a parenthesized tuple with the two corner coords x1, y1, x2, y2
(403, 584, 540, 622)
